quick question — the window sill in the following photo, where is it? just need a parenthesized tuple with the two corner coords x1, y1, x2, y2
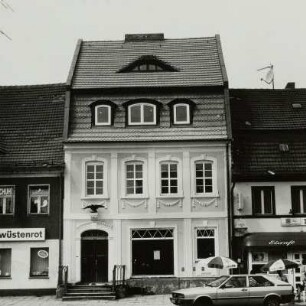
(81, 196, 109, 201)
(29, 276, 49, 279)
(121, 196, 149, 200)
(156, 195, 184, 199)
(0, 276, 11, 279)
(191, 193, 219, 199)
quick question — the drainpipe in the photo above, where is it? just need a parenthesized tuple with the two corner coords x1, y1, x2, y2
(57, 172, 64, 286)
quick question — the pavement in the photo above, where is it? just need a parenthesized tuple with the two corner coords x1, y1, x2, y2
(1, 294, 306, 306)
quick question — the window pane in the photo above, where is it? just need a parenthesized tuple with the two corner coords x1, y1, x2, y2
(87, 172, 94, 179)
(205, 186, 213, 193)
(96, 106, 109, 124)
(264, 189, 272, 214)
(197, 238, 215, 259)
(196, 186, 204, 193)
(87, 188, 94, 195)
(135, 164, 142, 172)
(161, 164, 168, 172)
(96, 165, 103, 173)
(87, 165, 94, 172)
(196, 163, 203, 171)
(205, 163, 212, 171)
(87, 181, 94, 188)
(30, 248, 49, 277)
(175, 105, 188, 122)
(0, 249, 11, 277)
(161, 180, 168, 187)
(96, 188, 103, 195)
(96, 172, 103, 179)
(130, 105, 141, 123)
(161, 187, 168, 194)
(143, 105, 154, 123)
(170, 187, 177, 193)
(126, 187, 134, 194)
(96, 181, 103, 188)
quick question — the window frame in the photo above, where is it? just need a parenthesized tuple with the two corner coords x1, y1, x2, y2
(251, 186, 275, 216)
(195, 228, 217, 261)
(121, 156, 148, 199)
(82, 157, 109, 199)
(28, 184, 50, 215)
(0, 248, 12, 278)
(85, 161, 105, 197)
(95, 105, 111, 126)
(291, 185, 306, 214)
(191, 156, 218, 198)
(0, 185, 15, 215)
(29, 247, 49, 278)
(173, 103, 190, 124)
(128, 103, 156, 125)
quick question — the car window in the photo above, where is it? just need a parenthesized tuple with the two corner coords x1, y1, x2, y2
(248, 276, 274, 287)
(223, 276, 246, 288)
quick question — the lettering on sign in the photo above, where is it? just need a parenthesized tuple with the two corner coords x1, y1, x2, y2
(0, 187, 13, 196)
(269, 240, 295, 247)
(0, 228, 45, 241)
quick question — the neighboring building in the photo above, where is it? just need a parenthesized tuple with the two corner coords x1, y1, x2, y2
(0, 84, 65, 294)
(230, 84, 306, 288)
(63, 33, 232, 287)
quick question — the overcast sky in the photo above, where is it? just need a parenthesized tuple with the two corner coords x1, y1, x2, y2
(0, 0, 305, 88)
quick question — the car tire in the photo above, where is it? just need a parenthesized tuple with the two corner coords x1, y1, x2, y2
(264, 296, 280, 306)
(193, 297, 212, 306)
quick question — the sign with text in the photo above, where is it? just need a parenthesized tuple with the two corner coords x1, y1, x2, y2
(0, 228, 45, 241)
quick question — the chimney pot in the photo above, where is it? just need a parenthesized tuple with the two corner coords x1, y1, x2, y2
(285, 82, 295, 89)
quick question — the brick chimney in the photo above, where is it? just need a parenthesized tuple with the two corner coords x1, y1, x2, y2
(285, 82, 295, 89)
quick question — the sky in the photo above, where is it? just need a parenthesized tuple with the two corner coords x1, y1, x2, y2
(0, 0, 306, 88)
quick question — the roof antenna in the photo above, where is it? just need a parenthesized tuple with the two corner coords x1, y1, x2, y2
(257, 64, 274, 89)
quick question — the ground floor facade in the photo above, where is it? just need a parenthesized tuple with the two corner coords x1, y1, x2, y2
(63, 217, 229, 284)
(0, 231, 59, 290)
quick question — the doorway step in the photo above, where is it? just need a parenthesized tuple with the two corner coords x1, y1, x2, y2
(62, 283, 116, 301)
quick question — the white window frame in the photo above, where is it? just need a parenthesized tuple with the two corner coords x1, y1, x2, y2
(95, 105, 111, 126)
(121, 156, 148, 199)
(85, 162, 104, 197)
(173, 103, 190, 124)
(156, 156, 183, 198)
(191, 155, 218, 198)
(0, 185, 15, 215)
(82, 156, 109, 199)
(195, 227, 217, 261)
(128, 103, 156, 125)
(28, 184, 50, 215)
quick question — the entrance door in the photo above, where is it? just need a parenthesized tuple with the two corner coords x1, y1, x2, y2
(81, 230, 108, 283)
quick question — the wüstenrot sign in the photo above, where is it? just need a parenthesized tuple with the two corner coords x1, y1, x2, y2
(0, 228, 45, 241)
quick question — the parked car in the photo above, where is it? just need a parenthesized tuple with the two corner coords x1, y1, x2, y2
(170, 274, 294, 306)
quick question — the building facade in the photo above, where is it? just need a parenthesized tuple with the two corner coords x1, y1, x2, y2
(230, 85, 306, 288)
(63, 34, 232, 285)
(0, 84, 65, 293)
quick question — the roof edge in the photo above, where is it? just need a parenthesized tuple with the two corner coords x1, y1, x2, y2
(66, 39, 83, 87)
(215, 34, 228, 88)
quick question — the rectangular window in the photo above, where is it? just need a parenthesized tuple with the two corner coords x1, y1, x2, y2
(28, 185, 50, 214)
(174, 104, 190, 124)
(129, 103, 156, 125)
(252, 186, 275, 215)
(0, 249, 11, 277)
(0, 186, 15, 215)
(161, 163, 178, 194)
(95, 105, 111, 125)
(195, 162, 213, 194)
(291, 186, 306, 214)
(86, 163, 104, 196)
(126, 163, 143, 195)
(30, 248, 49, 277)
(196, 229, 215, 259)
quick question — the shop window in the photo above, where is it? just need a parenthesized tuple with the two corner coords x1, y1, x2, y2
(131, 229, 174, 275)
(0, 249, 11, 277)
(291, 186, 306, 214)
(128, 103, 156, 125)
(195, 161, 214, 194)
(95, 105, 111, 125)
(126, 162, 143, 195)
(196, 228, 216, 259)
(173, 104, 190, 124)
(86, 162, 104, 196)
(252, 186, 275, 215)
(30, 248, 49, 277)
(160, 162, 178, 195)
(0, 186, 15, 215)
(28, 185, 50, 214)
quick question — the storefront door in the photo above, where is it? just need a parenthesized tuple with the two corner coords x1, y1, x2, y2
(81, 230, 108, 283)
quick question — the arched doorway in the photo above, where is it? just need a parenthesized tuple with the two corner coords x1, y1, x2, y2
(81, 230, 108, 283)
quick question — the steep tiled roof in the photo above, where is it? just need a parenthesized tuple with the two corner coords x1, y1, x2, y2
(66, 93, 228, 142)
(71, 35, 227, 89)
(230, 88, 306, 180)
(0, 84, 66, 171)
(230, 88, 306, 130)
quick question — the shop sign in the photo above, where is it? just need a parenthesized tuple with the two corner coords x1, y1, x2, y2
(0, 186, 14, 196)
(281, 218, 301, 226)
(269, 240, 295, 247)
(38, 249, 49, 258)
(0, 228, 45, 241)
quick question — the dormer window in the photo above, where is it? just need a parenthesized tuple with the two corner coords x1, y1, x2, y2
(129, 103, 156, 125)
(174, 104, 190, 124)
(168, 99, 196, 125)
(118, 55, 178, 73)
(89, 100, 116, 127)
(95, 105, 111, 125)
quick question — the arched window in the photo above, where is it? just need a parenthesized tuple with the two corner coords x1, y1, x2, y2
(128, 103, 156, 125)
(174, 103, 190, 124)
(95, 105, 111, 125)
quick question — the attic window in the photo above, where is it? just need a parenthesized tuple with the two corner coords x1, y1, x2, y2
(292, 103, 302, 109)
(89, 100, 116, 127)
(118, 55, 178, 73)
(279, 144, 289, 152)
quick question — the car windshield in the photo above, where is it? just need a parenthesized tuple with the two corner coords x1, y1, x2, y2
(207, 276, 229, 287)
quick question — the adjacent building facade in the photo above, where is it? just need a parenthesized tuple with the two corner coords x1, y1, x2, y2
(0, 84, 65, 293)
(230, 85, 306, 288)
(62, 34, 232, 285)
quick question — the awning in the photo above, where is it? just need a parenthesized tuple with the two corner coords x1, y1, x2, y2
(243, 232, 306, 248)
